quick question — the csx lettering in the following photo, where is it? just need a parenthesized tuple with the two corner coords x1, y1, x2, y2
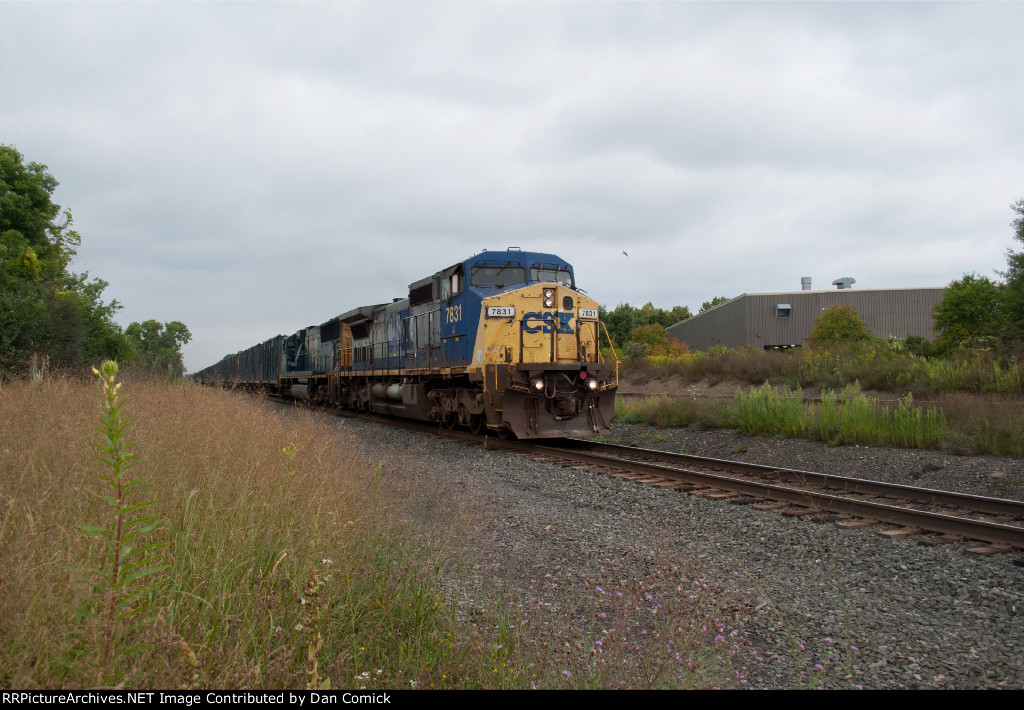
(522, 312, 574, 334)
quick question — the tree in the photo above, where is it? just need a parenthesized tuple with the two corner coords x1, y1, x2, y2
(699, 296, 730, 313)
(599, 302, 692, 350)
(807, 304, 873, 348)
(629, 323, 688, 357)
(932, 273, 1003, 352)
(1, 145, 131, 372)
(1000, 198, 1024, 342)
(125, 320, 192, 377)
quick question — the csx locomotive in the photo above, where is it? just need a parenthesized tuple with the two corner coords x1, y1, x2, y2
(194, 249, 618, 438)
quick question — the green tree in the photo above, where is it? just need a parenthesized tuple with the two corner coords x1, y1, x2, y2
(1, 145, 131, 372)
(599, 302, 691, 349)
(630, 323, 688, 356)
(699, 296, 730, 313)
(807, 304, 874, 348)
(932, 273, 1003, 352)
(1000, 198, 1024, 342)
(125, 320, 192, 377)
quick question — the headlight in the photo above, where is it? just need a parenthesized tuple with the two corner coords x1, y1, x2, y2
(587, 378, 599, 390)
(543, 288, 555, 308)
(531, 378, 545, 391)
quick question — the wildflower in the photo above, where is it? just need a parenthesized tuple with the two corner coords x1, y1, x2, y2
(645, 594, 653, 601)
(596, 586, 605, 594)
(850, 645, 859, 651)
(562, 670, 571, 677)
(824, 637, 834, 644)
(815, 664, 824, 670)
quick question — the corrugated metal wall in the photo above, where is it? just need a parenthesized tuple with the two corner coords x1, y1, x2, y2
(667, 288, 946, 351)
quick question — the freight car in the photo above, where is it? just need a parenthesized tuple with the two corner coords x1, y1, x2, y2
(194, 249, 618, 439)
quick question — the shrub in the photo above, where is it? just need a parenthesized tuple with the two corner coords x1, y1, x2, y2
(807, 305, 873, 349)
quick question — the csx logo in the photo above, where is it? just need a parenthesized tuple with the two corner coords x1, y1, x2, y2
(522, 312, 573, 334)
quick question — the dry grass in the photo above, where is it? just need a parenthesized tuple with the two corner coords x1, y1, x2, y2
(0, 375, 377, 687)
(0, 374, 751, 689)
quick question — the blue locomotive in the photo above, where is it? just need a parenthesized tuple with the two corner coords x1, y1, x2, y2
(194, 249, 618, 438)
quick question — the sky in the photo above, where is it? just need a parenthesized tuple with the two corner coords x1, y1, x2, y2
(2, 1, 1023, 372)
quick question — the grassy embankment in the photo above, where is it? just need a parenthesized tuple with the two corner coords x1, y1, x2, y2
(0, 371, 752, 689)
(616, 344, 1024, 456)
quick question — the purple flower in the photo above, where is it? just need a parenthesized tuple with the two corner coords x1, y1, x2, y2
(824, 637, 834, 644)
(815, 664, 824, 671)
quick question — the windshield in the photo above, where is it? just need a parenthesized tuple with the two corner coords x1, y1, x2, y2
(470, 264, 527, 287)
(530, 266, 574, 288)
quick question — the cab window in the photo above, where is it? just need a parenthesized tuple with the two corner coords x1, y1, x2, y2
(530, 266, 574, 288)
(470, 264, 526, 287)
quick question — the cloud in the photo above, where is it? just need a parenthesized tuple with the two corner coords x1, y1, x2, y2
(1, 2, 1022, 370)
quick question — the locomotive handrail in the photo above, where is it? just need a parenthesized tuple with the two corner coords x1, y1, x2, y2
(598, 320, 620, 386)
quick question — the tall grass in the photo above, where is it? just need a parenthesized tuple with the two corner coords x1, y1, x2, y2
(626, 341, 1024, 396)
(0, 375, 749, 688)
(616, 381, 1023, 455)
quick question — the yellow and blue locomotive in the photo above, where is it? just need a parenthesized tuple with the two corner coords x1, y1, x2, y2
(195, 249, 617, 438)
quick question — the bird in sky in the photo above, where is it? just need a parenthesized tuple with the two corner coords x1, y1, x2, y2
(622, 250, 629, 257)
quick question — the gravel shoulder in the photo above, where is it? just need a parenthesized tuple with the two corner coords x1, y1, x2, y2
(325, 408, 1024, 689)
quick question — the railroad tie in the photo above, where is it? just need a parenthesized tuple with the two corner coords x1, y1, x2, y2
(751, 502, 791, 511)
(877, 527, 924, 538)
(836, 519, 880, 529)
(965, 544, 1017, 557)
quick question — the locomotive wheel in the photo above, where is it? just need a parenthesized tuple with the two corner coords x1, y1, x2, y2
(468, 414, 483, 435)
(497, 425, 515, 440)
(444, 410, 458, 429)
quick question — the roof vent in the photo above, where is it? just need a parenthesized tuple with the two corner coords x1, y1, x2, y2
(832, 277, 856, 290)
(801, 277, 812, 291)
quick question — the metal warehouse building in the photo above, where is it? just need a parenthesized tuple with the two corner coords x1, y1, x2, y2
(666, 286, 947, 352)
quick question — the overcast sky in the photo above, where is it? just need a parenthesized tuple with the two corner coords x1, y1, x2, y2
(3, 1, 1023, 372)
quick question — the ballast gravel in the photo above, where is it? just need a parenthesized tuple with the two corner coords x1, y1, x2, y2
(338, 416, 1023, 690)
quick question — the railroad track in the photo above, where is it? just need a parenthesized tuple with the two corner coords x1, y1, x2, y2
(301, 403, 1024, 555)
(520, 438, 1024, 554)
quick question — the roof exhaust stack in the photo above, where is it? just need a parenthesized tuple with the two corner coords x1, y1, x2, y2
(801, 277, 812, 291)
(832, 277, 856, 290)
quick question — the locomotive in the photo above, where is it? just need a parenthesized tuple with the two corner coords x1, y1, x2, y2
(194, 249, 618, 439)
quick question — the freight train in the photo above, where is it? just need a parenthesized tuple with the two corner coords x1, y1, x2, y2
(194, 249, 618, 438)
